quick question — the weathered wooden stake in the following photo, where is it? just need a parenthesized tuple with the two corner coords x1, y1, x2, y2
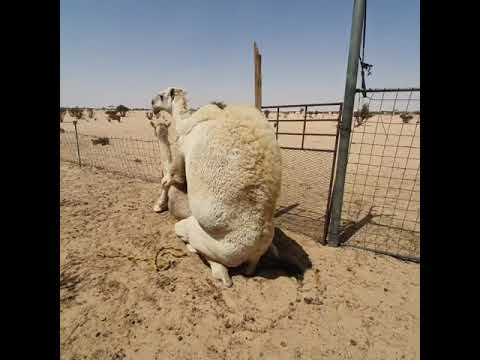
(254, 42, 262, 110)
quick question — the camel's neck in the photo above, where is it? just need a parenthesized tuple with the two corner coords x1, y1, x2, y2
(157, 135, 172, 167)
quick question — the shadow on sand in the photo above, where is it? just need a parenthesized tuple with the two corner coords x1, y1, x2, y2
(229, 227, 313, 281)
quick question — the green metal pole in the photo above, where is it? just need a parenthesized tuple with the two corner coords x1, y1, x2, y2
(327, 0, 366, 246)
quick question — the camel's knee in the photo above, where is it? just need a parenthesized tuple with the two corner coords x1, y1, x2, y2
(174, 219, 190, 242)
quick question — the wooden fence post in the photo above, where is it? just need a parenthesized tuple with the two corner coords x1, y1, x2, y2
(254, 42, 262, 110)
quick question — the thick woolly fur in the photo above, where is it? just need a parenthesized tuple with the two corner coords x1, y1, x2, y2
(175, 102, 282, 268)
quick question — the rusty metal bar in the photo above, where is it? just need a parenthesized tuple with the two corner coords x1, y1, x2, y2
(276, 132, 337, 137)
(268, 118, 339, 122)
(355, 87, 420, 93)
(262, 102, 343, 109)
(278, 146, 335, 153)
(301, 105, 308, 149)
(322, 103, 343, 244)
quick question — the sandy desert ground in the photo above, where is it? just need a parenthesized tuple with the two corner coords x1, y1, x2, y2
(60, 161, 419, 360)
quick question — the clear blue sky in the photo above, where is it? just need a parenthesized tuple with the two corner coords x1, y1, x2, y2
(60, 0, 419, 108)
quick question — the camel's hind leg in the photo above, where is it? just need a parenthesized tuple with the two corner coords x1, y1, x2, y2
(244, 255, 261, 277)
(244, 228, 277, 277)
(175, 216, 233, 287)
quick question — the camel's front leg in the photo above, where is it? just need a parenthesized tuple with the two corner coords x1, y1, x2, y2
(153, 186, 169, 213)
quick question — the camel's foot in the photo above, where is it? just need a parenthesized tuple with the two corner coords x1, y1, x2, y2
(153, 190, 169, 213)
(209, 261, 233, 288)
(153, 203, 168, 213)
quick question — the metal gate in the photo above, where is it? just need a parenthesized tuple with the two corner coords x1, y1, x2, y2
(261, 102, 342, 243)
(334, 88, 420, 261)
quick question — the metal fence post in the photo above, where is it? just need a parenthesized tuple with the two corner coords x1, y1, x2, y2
(327, 0, 365, 247)
(73, 120, 82, 167)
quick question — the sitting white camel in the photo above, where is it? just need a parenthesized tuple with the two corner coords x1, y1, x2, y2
(151, 87, 282, 287)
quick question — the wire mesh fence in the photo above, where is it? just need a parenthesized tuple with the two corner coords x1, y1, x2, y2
(263, 103, 342, 242)
(339, 88, 420, 261)
(60, 104, 342, 243)
(60, 130, 164, 182)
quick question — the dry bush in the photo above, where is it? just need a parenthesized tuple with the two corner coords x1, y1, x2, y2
(354, 104, 373, 127)
(400, 113, 414, 124)
(106, 110, 121, 122)
(60, 108, 66, 123)
(91, 137, 110, 146)
(68, 107, 84, 120)
(116, 105, 129, 117)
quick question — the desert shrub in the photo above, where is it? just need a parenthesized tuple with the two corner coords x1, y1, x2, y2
(91, 137, 110, 146)
(68, 107, 84, 120)
(400, 113, 414, 123)
(354, 104, 373, 127)
(106, 110, 121, 122)
(60, 108, 67, 122)
(210, 101, 226, 110)
(116, 105, 129, 117)
(263, 110, 270, 118)
(146, 112, 154, 120)
(299, 108, 304, 114)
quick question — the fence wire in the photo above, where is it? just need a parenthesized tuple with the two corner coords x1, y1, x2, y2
(273, 149, 335, 242)
(60, 131, 163, 182)
(339, 89, 420, 261)
(61, 105, 341, 243)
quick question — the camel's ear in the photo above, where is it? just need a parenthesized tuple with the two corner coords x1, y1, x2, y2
(150, 121, 156, 129)
(169, 88, 175, 100)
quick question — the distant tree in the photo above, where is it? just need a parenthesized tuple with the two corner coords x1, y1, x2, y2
(68, 107, 84, 120)
(106, 110, 121, 122)
(354, 104, 373, 127)
(60, 108, 67, 123)
(400, 113, 414, 124)
(116, 105, 129, 117)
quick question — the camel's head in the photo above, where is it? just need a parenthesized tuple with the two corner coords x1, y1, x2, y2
(151, 87, 186, 115)
(150, 119, 170, 140)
